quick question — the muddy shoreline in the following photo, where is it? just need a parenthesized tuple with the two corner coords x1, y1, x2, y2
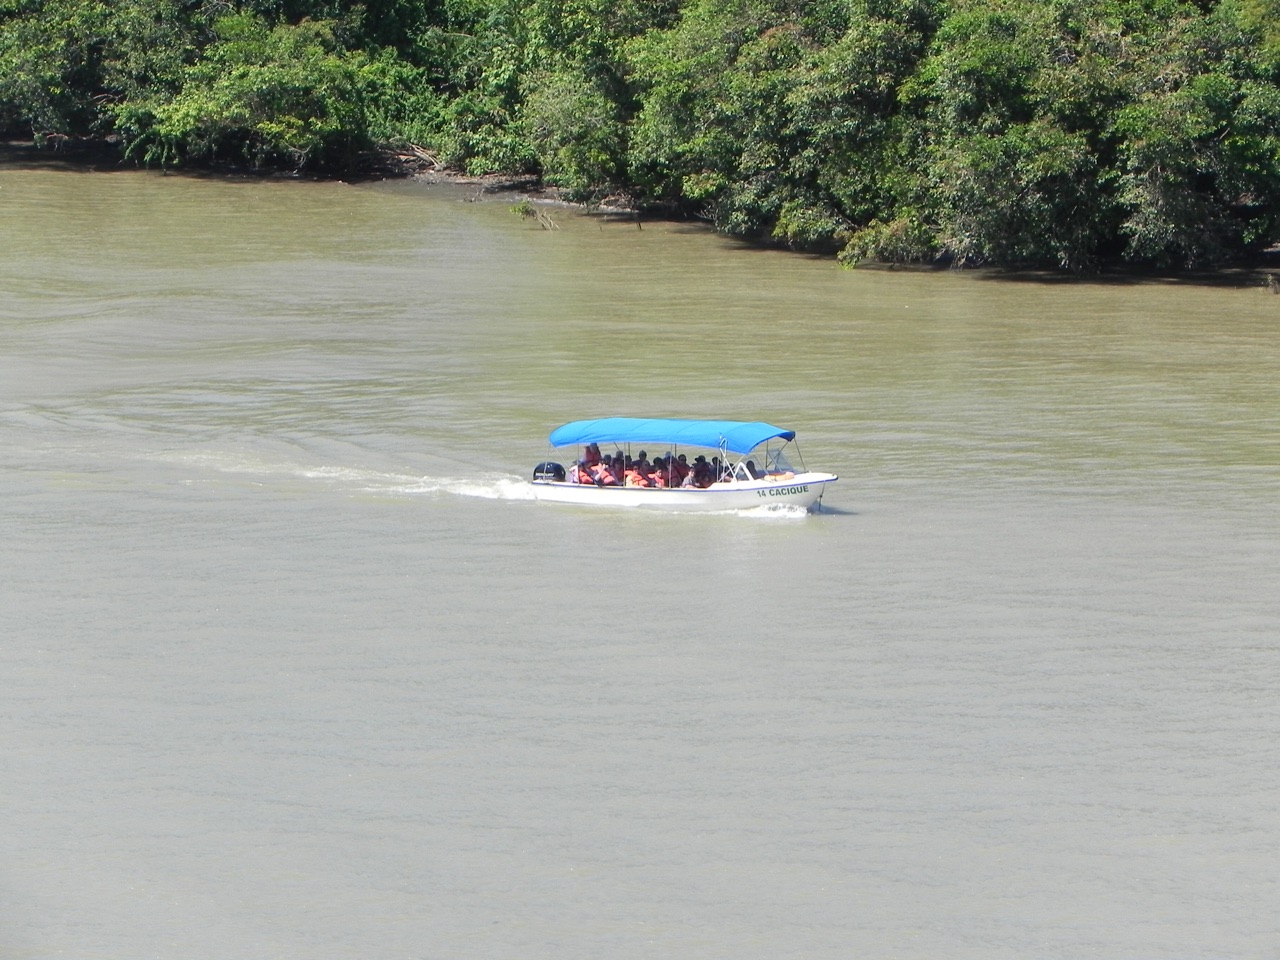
(5, 138, 1277, 287)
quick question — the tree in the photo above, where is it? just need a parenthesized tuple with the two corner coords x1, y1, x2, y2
(0, 0, 195, 139)
(112, 13, 376, 170)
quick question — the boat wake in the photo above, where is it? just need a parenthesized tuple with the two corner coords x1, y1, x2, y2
(388, 473, 537, 501)
(164, 451, 821, 514)
(295, 466, 537, 501)
(159, 449, 537, 501)
(715, 502, 813, 520)
(751, 501, 813, 518)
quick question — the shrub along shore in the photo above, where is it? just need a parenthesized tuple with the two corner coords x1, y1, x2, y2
(4, 0, 1280, 272)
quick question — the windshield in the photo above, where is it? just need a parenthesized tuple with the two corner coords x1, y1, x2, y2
(763, 442, 801, 474)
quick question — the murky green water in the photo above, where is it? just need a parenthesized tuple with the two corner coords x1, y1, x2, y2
(4, 150, 1279, 959)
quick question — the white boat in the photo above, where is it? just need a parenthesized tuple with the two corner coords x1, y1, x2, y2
(530, 417, 837, 512)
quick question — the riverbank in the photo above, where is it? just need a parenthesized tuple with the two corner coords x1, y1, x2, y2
(1, 136, 571, 200)
(4, 137, 1277, 289)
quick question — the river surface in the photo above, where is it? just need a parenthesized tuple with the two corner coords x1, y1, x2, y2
(3, 149, 1279, 959)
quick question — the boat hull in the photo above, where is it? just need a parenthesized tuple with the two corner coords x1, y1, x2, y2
(530, 473, 837, 512)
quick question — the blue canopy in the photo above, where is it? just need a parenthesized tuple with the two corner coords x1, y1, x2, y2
(548, 418, 795, 455)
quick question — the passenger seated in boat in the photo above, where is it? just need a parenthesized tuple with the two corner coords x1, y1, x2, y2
(591, 456, 619, 485)
(606, 453, 625, 484)
(644, 455, 660, 486)
(670, 453, 690, 485)
(691, 455, 711, 488)
(746, 459, 762, 479)
(567, 460, 590, 484)
(576, 445, 609, 483)
(650, 455, 670, 488)
(650, 455, 673, 488)
(680, 464, 700, 488)
(633, 450, 652, 475)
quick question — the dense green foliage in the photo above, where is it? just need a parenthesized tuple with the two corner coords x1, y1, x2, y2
(3, 0, 1278, 268)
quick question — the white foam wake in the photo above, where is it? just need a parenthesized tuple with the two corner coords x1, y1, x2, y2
(391, 473, 536, 501)
(294, 466, 536, 500)
(162, 450, 818, 513)
(738, 502, 813, 519)
(159, 449, 536, 501)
